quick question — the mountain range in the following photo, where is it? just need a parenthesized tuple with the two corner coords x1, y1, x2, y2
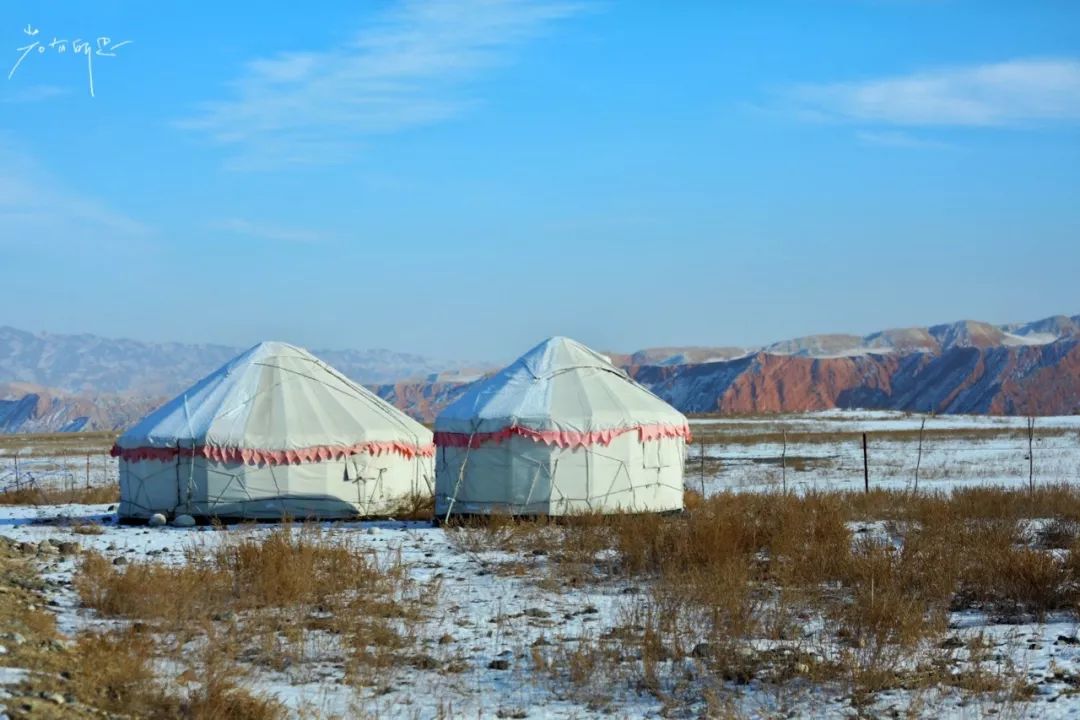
(1, 315, 1078, 433)
(0, 326, 480, 395)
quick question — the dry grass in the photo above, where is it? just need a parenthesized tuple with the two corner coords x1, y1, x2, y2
(0, 533, 284, 720)
(470, 486, 1080, 713)
(0, 431, 118, 457)
(70, 521, 106, 535)
(390, 489, 435, 521)
(69, 628, 286, 719)
(0, 484, 119, 506)
(21, 475, 1080, 716)
(75, 522, 437, 697)
(687, 418, 1077, 447)
(78, 523, 396, 620)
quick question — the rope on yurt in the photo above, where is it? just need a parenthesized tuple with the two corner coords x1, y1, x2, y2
(584, 446, 592, 512)
(280, 354, 426, 449)
(185, 444, 197, 515)
(174, 441, 182, 514)
(443, 427, 477, 524)
(523, 458, 544, 511)
(123, 460, 177, 515)
(373, 468, 387, 514)
(354, 459, 371, 515)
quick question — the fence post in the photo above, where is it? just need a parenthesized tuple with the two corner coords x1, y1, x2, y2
(1027, 416, 1036, 492)
(699, 434, 705, 497)
(86, 454, 91, 489)
(862, 433, 869, 494)
(914, 418, 925, 493)
(781, 429, 787, 494)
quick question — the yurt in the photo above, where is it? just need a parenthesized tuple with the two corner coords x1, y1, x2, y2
(113, 341, 434, 521)
(434, 336, 689, 518)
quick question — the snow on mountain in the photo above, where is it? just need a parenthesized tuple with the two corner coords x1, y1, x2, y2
(0, 327, 478, 395)
(1, 314, 1078, 432)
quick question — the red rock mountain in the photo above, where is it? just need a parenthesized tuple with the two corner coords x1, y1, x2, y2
(379, 315, 1080, 420)
(1, 315, 1078, 432)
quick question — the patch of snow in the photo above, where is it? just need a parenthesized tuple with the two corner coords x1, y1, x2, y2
(1003, 331, 1060, 347)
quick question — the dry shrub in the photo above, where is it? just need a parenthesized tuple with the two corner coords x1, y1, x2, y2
(214, 523, 392, 609)
(390, 490, 435, 521)
(837, 537, 952, 651)
(70, 625, 286, 719)
(608, 492, 850, 588)
(960, 542, 1069, 617)
(955, 484, 1080, 521)
(445, 511, 526, 554)
(762, 492, 851, 585)
(534, 631, 621, 709)
(844, 484, 1080, 525)
(181, 679, 285, 720)
(830, 537, 956, 699)
(70, 629, 178, 716)
(76, 550, 228, 623)
(179, 624, 287, 720)
(683, 488, 705, 511)
(842, 487, 1079, 620)
(538, 487, 1080, 708)
(77, 523, 406, 624)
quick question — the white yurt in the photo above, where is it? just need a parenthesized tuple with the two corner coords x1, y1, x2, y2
(112, 341, 434, 521)
(434, 336, 689, 518)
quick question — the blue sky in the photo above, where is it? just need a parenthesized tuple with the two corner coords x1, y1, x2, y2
(1, 0, 1078, 361)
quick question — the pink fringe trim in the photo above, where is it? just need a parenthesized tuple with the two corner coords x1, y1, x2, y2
(434, 423, 692, 450)
(111, 440, 436, 466)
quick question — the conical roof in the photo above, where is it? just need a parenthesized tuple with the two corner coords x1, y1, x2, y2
(113, 341, 432, 463)
(435, 337, 687, 439)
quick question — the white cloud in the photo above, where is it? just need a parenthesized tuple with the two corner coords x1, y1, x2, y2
(787, 58, 1080, 127)
(0, 141, 151, 250)
(181, 0, 586, 170)
(855, 130, 953, 149)
(211, 218, 327, 245)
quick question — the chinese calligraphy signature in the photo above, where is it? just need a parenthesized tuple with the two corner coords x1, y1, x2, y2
(9, 24, 132, 97)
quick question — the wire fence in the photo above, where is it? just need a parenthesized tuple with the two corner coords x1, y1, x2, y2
(0, 452, 119, 495)
(687, 422, 1080, 493)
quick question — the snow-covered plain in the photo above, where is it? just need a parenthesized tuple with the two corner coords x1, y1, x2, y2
(3, 411, 1080, 718)
(688, 411, 1080, 494)
(0, 503, 646, 718)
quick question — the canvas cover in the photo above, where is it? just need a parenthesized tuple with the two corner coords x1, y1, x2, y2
(435, 336, 690, 440)
(434, 337, 689, 517)
(114, 341, 434, 519)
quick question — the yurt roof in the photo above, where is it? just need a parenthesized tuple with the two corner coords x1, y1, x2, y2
(434, 337, 689, 447)
(113, 341, 432, 464)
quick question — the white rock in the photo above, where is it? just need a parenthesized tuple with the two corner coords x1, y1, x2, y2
(172, 514, 196, 528)
(147, 513, 167, 527)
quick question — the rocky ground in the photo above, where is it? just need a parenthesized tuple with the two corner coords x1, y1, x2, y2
(0, 534, 95, 719)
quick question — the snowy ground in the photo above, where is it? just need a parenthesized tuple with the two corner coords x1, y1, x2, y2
(3, 504, 1080, 718)
(0, 503, 644, 718)
(3, 411, 1080, 718)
